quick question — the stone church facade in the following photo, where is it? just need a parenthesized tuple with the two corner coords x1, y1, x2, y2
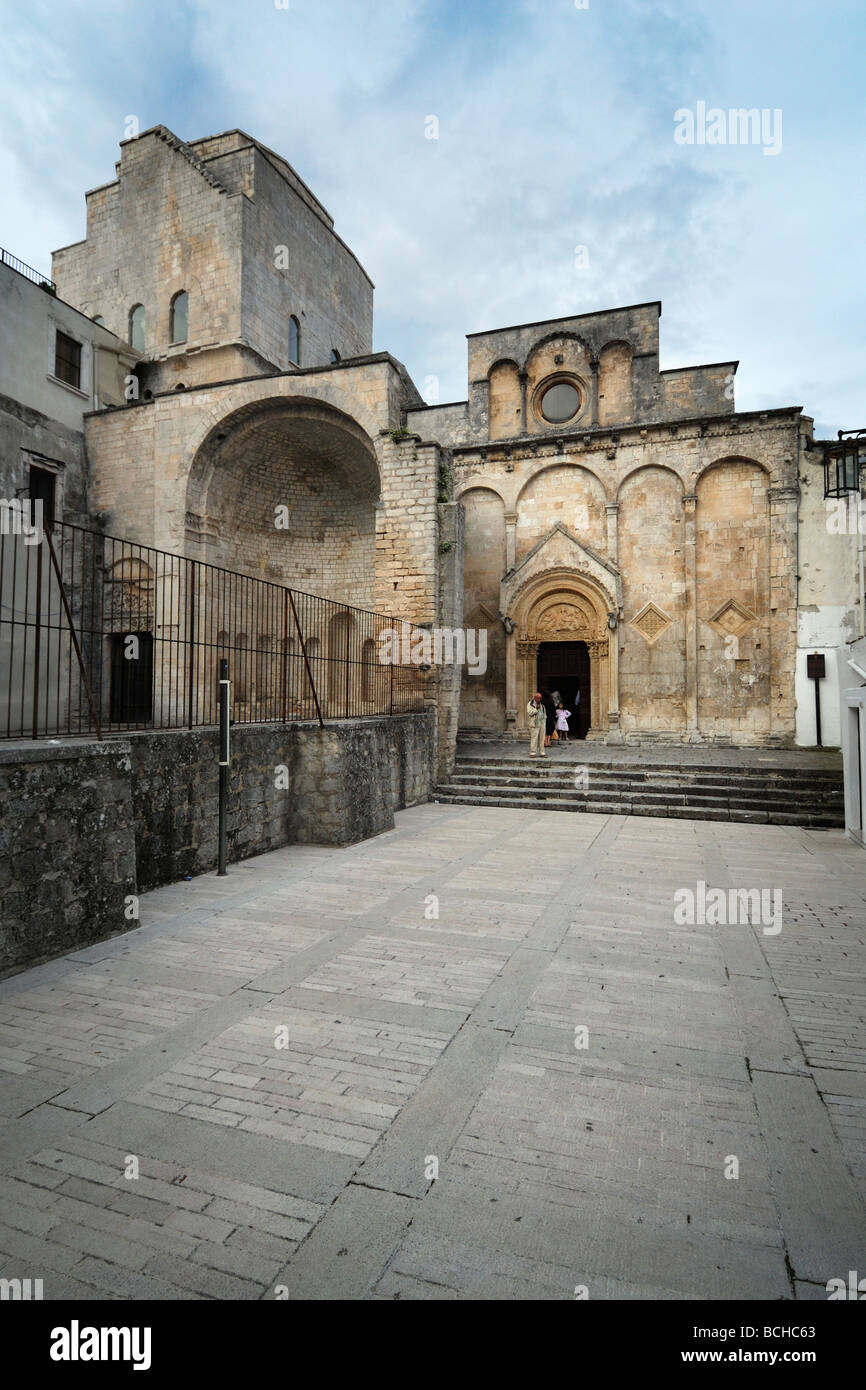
(406, 306, 803, 744)
(48, 125, 838, 753)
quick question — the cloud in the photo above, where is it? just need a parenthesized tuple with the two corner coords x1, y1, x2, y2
(0, 0, 861, 432)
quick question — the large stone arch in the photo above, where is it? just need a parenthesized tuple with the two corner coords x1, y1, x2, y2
(458, 486, 508, 735)
(184, 395, 381, 607)
(695, 457, 773, 740)
(617, 465, 687, 733)
(516, 463, 609, 561)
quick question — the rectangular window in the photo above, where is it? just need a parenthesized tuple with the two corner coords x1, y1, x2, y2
(28, 465, 56, 529)
(54, 330, 82, 389)
(110, 631, 154, 723)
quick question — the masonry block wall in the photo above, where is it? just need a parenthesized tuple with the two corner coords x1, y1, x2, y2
(438, 303, 737, 448)
(234, 140, 373, 372)
(0, 712, 436, 975)
(52, 128, 245, 386)
(374, 432, 441, 622)
(0, 743, 137, 975)
(451, 410, 801, 744)
(52, 126, 374, 397)
(84, 360, 438, 621)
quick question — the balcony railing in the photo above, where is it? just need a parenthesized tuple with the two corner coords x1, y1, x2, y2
(0, 246, 55, 291)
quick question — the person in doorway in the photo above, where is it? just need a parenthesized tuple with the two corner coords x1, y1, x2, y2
(527, 692, 547, 757)
(556, 702, 571, 742)
(542, 689, 557, 747)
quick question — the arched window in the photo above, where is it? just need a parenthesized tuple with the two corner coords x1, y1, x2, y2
(329, 349, 341, 364)
(170, 291, 188, 344)
(129, 304, 145, 352)
(289, 316, 300, 366)
(327, 611, 353, 712)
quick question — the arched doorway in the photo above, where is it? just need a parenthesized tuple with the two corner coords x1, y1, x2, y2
(537, 640, 591, 739)
(504, 568, 620, 739)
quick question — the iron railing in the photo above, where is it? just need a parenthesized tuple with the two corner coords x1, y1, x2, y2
(0, 517, 426, 740)
(0, 246, 55, 291)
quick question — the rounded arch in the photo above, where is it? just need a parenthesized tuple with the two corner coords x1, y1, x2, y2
(184, 395, 381, 607)
(186, 395, 381, 519)
(512, 567, 613, 639)
(516, 462, 609, 564)
(616, 461, 685, 503)
(524, 330, 592, 371)
(598, 340, 634, 426)
(456, 481, 508, 506)
(128, 304, 145, 352)
(598, 337, 634, 355)
(486, 357, 520, 378)
(695, 454, 773, 488)
(105, 556, 154, 629)
(515, 461, 609, 508)
(169, 290, 188, 345)
(487, 358, 522, 441)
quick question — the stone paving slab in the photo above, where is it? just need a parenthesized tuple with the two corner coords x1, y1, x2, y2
(0, 802, 864, 1300)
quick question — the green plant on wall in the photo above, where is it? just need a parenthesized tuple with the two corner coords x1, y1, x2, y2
(437, 456, 453, 503)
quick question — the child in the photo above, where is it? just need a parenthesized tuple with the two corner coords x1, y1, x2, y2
(555, 702, 571, 742)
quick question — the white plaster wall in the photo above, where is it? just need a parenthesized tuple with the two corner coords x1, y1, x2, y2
(0, 261, 126, 427)
(795, 607, 859, 747)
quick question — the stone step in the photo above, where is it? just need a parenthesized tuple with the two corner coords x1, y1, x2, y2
(448, 765, 842, 788)
(432, 791, 843, 828)
(439, 783, 839, 811)
(453, 758, 842, 785)
(444, 778, 844, 806)
(436, 782, 841, 813)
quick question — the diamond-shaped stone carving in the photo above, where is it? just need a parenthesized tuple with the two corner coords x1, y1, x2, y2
(708, 598, 757, 639)
(631, 602, 672, 645)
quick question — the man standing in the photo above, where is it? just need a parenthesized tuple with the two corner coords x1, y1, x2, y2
(527, 692, 547, 758)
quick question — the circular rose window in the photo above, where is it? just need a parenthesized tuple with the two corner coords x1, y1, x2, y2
(540, 380, 581, 423)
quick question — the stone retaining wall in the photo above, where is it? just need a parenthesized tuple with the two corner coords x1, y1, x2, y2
(0, 711, 435, 975)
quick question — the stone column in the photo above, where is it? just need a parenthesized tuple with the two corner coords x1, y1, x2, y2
(605, 502, 619, 564)
(768, 485, 800, 740)
(504, 513, 518, 572)
(683, 493, 699, 735)
(515, 640, 538, 737)
(587, 637, 610, 732)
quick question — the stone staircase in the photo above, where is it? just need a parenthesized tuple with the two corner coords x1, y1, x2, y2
(433, 751, 846, 828)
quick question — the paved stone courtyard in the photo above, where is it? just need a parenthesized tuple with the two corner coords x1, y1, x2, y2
(0, 802, 864, 1300)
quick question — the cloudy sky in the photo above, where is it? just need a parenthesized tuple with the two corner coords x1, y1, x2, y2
(1, 0, 862, 435)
